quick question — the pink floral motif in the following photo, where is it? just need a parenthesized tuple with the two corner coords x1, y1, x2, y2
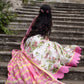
(33, 42, 38, 47)
(42, 40, 45, 43)
(48, 46, 50, 49)
(49, 57, 51, 60)
(36, 59, 41, 64)
(27, 48, 31, 52)
(30, 54, 35, 59)
(45, 53, 49, 58)
(52, 57, 55, 60)
(58, 60, 60, 62)
(53, 64, 57, 68)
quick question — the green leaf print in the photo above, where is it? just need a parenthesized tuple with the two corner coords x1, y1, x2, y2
(41, 55, 43, 59)
(48, 43, 50, 47)
(54, 43, 57, 49)
(41, 65, 45, 67)
(52, 67, 58, 73)
(48, 64, 52, 70)
(35, 52, 39, 55)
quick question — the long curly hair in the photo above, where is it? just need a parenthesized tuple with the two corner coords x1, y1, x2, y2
(27, 4, 52, 38)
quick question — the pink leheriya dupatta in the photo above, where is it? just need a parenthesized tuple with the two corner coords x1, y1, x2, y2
(6, 17, 81, 84)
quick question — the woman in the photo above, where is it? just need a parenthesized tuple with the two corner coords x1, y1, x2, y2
(6, 4, 81, 84)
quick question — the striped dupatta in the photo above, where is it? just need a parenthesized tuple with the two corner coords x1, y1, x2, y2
(6, 17, 64, 84)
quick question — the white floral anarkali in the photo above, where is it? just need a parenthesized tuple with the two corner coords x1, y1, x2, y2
(25, 34, 81, 74)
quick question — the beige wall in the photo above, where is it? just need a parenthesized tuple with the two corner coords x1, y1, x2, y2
(3, 0, 22, 11)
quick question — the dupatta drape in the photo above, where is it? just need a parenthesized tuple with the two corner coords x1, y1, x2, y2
(6, 17, 81, 84)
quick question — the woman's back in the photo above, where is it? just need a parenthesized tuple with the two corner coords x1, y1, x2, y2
(6, 4, 82, 84)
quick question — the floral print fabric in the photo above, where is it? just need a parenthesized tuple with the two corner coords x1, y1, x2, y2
(25, 35, 79, 73)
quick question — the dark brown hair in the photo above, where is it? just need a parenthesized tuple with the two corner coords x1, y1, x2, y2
(27, 4, 52, 38)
